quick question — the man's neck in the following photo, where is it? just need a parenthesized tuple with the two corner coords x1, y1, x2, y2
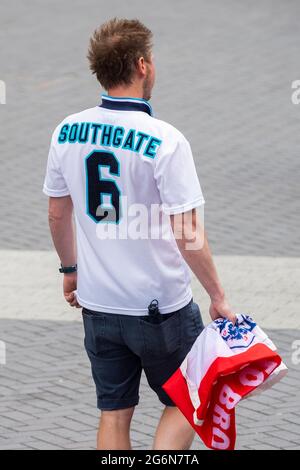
(107, 85, 145, 100)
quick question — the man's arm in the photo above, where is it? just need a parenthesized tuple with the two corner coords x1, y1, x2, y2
(48, 196, 80, 307)
(170, 208, 236, 324)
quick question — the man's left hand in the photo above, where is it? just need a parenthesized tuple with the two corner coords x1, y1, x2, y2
(63, 272, 81, 308)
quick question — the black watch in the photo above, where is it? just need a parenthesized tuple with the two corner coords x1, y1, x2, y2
(59, 264, 77, 274)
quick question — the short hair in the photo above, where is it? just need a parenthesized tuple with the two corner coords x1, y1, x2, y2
(87, 17, 153, 90)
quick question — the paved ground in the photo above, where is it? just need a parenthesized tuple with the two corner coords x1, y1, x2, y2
(0, 252, 299, 450)
(0, 319, 299, 451)
(0, 0, 299, 450)
(1, 251, 299, 329)
(0, 0, 300, 255)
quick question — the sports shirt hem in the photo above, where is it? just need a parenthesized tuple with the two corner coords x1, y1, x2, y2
(76, 289, 193, 316)
(43, 185, 70, 197)
(162, 197, 205, 215)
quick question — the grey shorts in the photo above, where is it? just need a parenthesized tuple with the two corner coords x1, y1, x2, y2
(82, 299, 204, 410)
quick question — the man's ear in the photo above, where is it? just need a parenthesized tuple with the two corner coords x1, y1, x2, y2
(136, 56, 147, 76)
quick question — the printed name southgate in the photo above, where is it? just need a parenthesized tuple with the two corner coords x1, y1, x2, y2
(99, 454, 135, 467)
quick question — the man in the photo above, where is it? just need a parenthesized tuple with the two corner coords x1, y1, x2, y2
(43, 17, 235, 450)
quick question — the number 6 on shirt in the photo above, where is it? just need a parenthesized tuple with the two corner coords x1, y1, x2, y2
(85, 150, 121, 223)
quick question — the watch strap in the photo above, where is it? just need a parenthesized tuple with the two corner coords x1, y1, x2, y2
(59, 264, 77, 274)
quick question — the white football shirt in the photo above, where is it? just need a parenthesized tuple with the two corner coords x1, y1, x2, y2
(43, 94, 205, 315)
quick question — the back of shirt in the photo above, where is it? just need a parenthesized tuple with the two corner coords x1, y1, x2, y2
(43, 95, 205, 315)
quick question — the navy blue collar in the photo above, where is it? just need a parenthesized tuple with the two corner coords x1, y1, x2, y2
(99, 94, 153, 116)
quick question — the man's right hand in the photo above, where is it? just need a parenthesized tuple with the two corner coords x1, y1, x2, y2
(209, 296, 236, 324)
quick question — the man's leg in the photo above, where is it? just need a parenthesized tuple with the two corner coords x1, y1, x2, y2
(82, 310, 142, 450)
(97, 406, 135, 450)
(153, 406, 195, 450)
(139, 302, 203, 450)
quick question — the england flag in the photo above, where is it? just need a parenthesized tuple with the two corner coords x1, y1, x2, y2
(162, 315, 287, 450)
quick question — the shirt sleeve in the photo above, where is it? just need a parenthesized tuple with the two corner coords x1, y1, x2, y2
(154, 133, 205, 214)
(43, 136, 70, 197)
